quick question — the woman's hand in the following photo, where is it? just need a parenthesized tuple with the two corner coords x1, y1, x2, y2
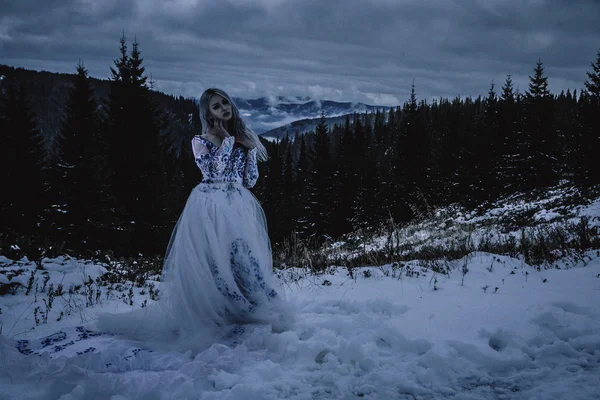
(212, 119, 231, 139)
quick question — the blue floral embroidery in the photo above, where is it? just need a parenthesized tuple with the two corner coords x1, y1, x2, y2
(193, 136, 259, 188)
(196, 182, 244, 204)
(16, 326, 105, 356)
(16, 340, 32, 355)
(209, 238, 278, 316)
(211, 263, 255, 315)
(76, 347, 96, 355)
(76, 326, 101, 340)
(230, 239, 278, 303)
(41, 332, 67, 348)
(243, 148, 259, 188)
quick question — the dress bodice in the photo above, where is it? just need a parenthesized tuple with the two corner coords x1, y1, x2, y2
(192, 135, 259, 188)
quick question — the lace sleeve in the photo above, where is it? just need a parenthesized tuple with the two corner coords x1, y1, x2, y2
(242, 147, 259, 188)
(192, 136, 235, 180)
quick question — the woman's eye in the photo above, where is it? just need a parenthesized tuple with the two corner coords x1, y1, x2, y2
(213, 104, 220, 110)
(222, 100, 229, 105)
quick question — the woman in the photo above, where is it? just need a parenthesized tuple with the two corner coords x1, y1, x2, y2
(98, 89, 292, 351)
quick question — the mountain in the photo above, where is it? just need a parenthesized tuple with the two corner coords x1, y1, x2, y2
(0, 64, 390, 149)
(258, 114, 352, 141)
(232, 97, 387, 138)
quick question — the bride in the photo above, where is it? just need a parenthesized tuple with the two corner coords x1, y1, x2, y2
(98, 88, 293, 351)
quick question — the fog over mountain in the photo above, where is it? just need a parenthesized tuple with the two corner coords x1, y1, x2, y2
(232, 96, 384, 136)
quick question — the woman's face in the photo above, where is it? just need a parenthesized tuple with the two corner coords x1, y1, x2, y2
(208, 94, 233, 122)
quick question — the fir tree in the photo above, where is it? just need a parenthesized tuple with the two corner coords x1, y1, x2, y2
(331, 114, 355, 236)
(58, 61, 105, 248)
(578, 49, 600, 186)
(110, 34, 131, 84)
(104, 34, 166, 255)
(480, 82, 501, 201)
(294, 134, 311, 237)
(555, 89, 579, 183)
(349, 115, 369, 226)
(308, 111, 333, 241)
(497, 73, 526, 194)
(263, 141, 285, 241)
(281, 138, 296, 239)
(0, 79, 44, 233)
(129, 38, 148, 88)
(524, 60, 558, 190)
(378, 108, 397, 222)
(397, 84, 432, 214)
(352, 117, 383, 230)
(584, 48, 600, 100)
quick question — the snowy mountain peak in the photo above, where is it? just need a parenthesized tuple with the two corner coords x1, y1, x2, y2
(229, 96, 386, 136)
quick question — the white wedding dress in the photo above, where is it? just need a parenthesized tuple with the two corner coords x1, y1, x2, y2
(97, 135, 293, 352)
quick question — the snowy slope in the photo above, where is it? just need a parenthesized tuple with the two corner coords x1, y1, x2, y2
(327, 185, 600, 264)
(1, 252, 600, 399)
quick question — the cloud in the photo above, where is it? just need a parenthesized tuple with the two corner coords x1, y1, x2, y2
(1, 0, 599, 104)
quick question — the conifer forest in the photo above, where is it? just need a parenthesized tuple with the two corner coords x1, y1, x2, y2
(1, 37, 599, 259)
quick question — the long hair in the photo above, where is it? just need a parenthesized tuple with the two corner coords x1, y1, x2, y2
(198, 88, 268, 162)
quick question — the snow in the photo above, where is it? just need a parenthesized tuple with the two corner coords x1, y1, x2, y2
(1, 186, 599, 398)
(327, 186, 600, 262)
(1, 251, 600, 399)
(260, 135, 280, 143)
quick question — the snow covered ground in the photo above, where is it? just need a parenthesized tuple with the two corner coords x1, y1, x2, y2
(1, 251, 600, 399)
(327, 185, 600, 263)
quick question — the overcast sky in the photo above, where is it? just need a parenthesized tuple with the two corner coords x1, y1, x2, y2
(1, 0, 599, 106)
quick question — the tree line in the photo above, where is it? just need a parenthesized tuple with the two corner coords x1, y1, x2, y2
(255, 56, 600, 244)
(1, 37, 599, 258)
(0, 35, 202, 258)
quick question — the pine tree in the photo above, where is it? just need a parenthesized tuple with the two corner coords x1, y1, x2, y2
(281, 138, 296, 239)
(352, 117, 383, 230)
(109, 34, 131, 84)
(294, 135, 311, 237)
(555, 89, 579, 183)
(431, 97, 462, 205)
(391, 101, 414, 219)
(579, 48, 600, 186)
(480, 82, 501, 200)
(104, 34, 166, 255)
(378, 108, 397, 222)
(58, 62, 105, 250)
(457, 95, 486, 206)
(308, 111, 333, 241)
(129, 38, 148, 88)
(585, 49, 600, 100)
(403, 84, 420, 188)
(330, 115, 355, 236)
(349, 115, 370, 227)
(263, 141, 285, 242)
(445, 97, 470, 204)
(497, 73, 526, 194)
(396, 84, 432, 214)
(0, 78, 44, 234)
(524, 60, 558, 190)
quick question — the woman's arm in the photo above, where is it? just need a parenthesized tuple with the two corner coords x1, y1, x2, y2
(192, 136, 235, 179)
(242, 147, 259, 188)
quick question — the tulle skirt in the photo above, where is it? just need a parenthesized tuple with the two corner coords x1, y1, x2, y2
(96, 182, 293, 352)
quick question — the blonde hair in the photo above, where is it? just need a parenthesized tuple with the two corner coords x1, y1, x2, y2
(198, 88, 268, 162)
